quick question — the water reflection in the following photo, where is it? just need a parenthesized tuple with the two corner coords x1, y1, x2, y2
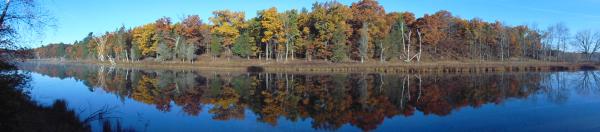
(18, 63, 600, 131)
(0, 67, 90, 131)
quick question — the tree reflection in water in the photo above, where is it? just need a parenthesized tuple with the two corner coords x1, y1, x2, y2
(18, 63, 600, 131)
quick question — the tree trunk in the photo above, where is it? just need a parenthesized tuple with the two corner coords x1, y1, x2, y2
(400, 23, 406, 60)
(417, 29, 422, 62)
(380, 41, 384, 63)
(266, 42, 270, 61)
(501, 40, 504, 61)
(228, 48, 231, 62)
(507, 41, 510, 60)
(266, 73, 270, 90)
(285, 40, 289, 62)
(306, 46, 311, 62)
(0, 0, 10, 28)
(404, 31, 412, 62)
(361, 56, 364, 63)
(324, 41, 329, 62)
(125, 50, 129, 62)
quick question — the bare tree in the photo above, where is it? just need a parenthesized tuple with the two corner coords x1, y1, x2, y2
(499, 29, 509, 61)
(0, 0, 52, 49)
(529, 23, 547, 60)
(94, 35, 108, 62)
(404, 29, 422, 62)
(572, 30, 600, 61)
(542, 25, 555, 61)
(552, 23, 569, 61)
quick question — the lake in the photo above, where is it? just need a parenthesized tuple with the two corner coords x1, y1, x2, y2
(17, 63, 600, 131)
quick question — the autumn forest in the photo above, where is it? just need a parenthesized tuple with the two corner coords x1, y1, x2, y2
(6, 0, 600, 131)
(33, 0, 595, 64)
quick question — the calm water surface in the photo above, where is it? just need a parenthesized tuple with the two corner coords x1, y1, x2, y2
(17, 63, 600, 131)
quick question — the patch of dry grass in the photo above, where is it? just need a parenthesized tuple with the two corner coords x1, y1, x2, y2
(27, 58, 599, 73)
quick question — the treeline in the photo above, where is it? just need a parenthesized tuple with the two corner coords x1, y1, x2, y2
(37, 0, 574, 63)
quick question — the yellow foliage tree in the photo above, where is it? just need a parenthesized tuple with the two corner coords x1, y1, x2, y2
(132, 23, 157, 57)
(210, 10, 246, 58)
(258, 7, 285, 60)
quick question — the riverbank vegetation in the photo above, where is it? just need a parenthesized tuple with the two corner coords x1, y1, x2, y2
(32, 0, 600, 65)
(27, 59, 599, 73)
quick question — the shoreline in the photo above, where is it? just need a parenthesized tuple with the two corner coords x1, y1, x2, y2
(24, 59, 600, 73)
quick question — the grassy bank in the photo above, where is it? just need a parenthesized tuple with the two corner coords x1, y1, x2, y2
(26, 59, 600, 73)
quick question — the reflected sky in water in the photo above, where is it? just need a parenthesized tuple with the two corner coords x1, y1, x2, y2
(18, 63, 600, 132)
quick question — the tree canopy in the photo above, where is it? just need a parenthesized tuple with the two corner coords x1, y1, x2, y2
(36, 0, 590, 63)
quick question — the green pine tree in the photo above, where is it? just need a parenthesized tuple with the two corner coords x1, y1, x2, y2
(331, 24, 348, 63)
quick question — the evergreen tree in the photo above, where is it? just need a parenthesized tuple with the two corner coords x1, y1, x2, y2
(56, 43, 66, 58)
(115, 26, 129, 60)
(232, 32, 252, 59)
(79, 42, 89, 60)
(83, 32, 96, 59)
(387, 15, 405, 60)
(186, 45, 197, 62)
(331, 24, 348, 63)
(130, 43, 141, 61)
(156, 41, 172, 61)
(210, 34, 223, 58)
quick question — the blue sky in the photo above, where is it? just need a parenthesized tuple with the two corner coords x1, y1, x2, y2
(33, 0, 600, 47)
